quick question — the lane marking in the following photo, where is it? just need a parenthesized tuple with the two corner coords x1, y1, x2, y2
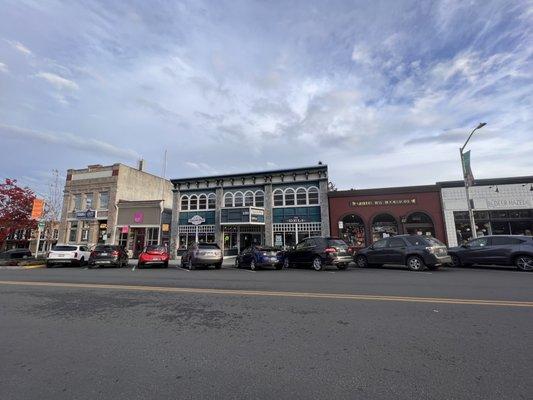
(0, 280, 532, 307)
(23, 265, 46, 269)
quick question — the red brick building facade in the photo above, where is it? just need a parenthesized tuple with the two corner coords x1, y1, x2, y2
(328, 185, 446, 250)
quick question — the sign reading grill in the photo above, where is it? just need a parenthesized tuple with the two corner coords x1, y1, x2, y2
(188, 215, 206, 225)
(350, 199, 416, 207)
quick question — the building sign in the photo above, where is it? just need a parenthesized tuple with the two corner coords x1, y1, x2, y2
(162, 223, 170, 232)
(350, 198, 416, 207)
(99, 223, 107, 229)
(221, 208, 266, 224)
(133, 211, 144, 223)
(76, 209, 96, 220)
(338, 220, 344, 229)
(121, 226, 129, 234)
(485, 198, 531, 209)
(31, 199, 45, 220)
(250, 208, 265, 223)
(282, 216, 309, 223)
(188, 215, 206, 225)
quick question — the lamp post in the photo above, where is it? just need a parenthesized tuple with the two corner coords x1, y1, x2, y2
(460, 122, 486, 240)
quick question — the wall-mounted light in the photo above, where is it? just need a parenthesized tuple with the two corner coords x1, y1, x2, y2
(489, 185, 499, 193)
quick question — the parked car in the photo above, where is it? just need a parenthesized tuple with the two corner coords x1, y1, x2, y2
(138, 245, 170, 268)
(0, 248, 32, 261)
(88, 245, 129, 268)
(355, 235, 451, 271)
(235, 246, 283, 270)
(46, 244, 91, 267)
(282, 237, 352, 271)
(448, 235, 533, 271)
(180, 242, 223, 270)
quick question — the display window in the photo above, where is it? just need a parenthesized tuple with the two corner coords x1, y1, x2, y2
(371, 214, 398, 242)
(339, 214, 366, 248)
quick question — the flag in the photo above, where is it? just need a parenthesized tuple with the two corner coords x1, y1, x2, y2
(31, 198, 45, 220)
(462, 150, 475, 186)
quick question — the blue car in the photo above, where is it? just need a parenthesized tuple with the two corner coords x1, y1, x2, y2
(235, 246, 283, 270)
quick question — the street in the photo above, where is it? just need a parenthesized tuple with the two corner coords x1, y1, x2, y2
(0, 261, 532, 400)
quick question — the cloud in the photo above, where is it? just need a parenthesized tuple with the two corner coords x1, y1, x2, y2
(6, 40, 32, 55)
(0, 62, 8, 73)
(0, 123, 139, 160)
(35, 72, 79, 90)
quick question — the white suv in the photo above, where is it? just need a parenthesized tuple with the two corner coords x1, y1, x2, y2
(46, 244, 92, 267)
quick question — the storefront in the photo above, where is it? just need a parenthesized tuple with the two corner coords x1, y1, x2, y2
(439, 177, 533, 246)
(170, 165, 330, 258)
(329, 185, 446, 250)
(115, 200, 171, 257)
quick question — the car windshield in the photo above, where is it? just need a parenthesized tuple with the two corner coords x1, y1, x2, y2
(52, 245, 77, 251)
(146, 245, 166, 252)
(425, 237, 445, 247)
(328, 239, 348, 248)
(94, 245, 116, 252)
(198, 243, 220, 249)
(255, 246, 277, 251)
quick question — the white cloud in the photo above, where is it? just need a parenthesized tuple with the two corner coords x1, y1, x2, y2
(35, 72, 79, 90)
(6, 40, 32, 55)
(0, 62, 8, 73)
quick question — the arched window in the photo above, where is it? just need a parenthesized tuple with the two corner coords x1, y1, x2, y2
(371, 213, 398, 242)
(340, 214, 366, 248)
(224, 193, 233, 207)
(296, 188, 307, 205)
(198, 194, 207, 210)
(273, 189, 283, 207)
(244, 191, 254, 206)
(284, 188, 295, 206)
(180, 195, 189, 211)
(405, 212, 435, 237)
(208, 193, 216, 209)
(254, 190, 264, 207)
(308, 187, 319, 205)
(234, 192, 244, 207)
(189, 195, 198, 210)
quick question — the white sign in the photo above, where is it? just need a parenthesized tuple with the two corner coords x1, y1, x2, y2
(338, 220, 344, 230)
(188, 215, 205, 225)
(485, 198, 531, 209)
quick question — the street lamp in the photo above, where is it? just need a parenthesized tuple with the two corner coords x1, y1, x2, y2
(460, 122, 486, 240)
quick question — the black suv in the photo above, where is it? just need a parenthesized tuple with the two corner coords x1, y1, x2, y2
(88, 245, 129, 268)
(355, 235, 451, 271)
(448, 235, 533, 271)
(282, 237, 352, 271)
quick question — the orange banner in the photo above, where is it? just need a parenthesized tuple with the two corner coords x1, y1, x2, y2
(31, 199, 45, 220)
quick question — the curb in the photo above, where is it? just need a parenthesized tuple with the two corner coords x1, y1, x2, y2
(23, 264, 46, 269)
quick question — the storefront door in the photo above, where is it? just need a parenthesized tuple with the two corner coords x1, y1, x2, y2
(240, 233, 261, 250)
(133, 228, 145, 257)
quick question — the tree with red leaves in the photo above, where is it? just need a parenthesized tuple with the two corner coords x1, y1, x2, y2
(0, 179, 37, 249)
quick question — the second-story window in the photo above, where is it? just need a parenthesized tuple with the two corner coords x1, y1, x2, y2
(199, 194, 207, 210)
(73, 194, 82, 211)
(99, 192, 109, 209)
(181, 196, 189, 211)
(85, 193, 93, 210)
(189, 195, 198, 210)
(208, 194, 216, 209)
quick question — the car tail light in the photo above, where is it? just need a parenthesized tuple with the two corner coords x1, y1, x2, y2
(324, 247, 336, 254)
(90, 251, 95, 258)
(111, 250, 119, 256)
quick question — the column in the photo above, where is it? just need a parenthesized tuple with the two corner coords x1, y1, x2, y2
(264, 183, 273, 246)
(215, 186, 224, 250)
(319, 179, 331, 236)
(170, 189, 180, 259)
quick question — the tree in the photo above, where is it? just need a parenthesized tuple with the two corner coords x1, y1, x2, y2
(41, 169, 63, 243)
(0, 179, 36, 248)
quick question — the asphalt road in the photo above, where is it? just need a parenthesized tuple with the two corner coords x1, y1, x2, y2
(0, 260, 532, 400)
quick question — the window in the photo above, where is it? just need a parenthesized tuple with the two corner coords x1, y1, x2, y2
(308, 187, 319, 205)
(68, 222, 78, 242)
(189, 195, 198, 210)
(99, 192, 109, 209)
(405, 236, 427, 246)
(244, 191, 254, 206)
(492, 237, 523, 245)
(146, 228, 159, 246)
(80, 222, 90, 242)
(234, 192, 244, 207)
(53, 229, 59, 240)
(224, 193, 233, 207)
(296, 240, 310, 250)
(73, 194, 82, 211)
(296, 188, 307, 205)
(254, 191, 264, 207)
(373, 239, 388, 248)
(468, 237, 488, 247)
(273, 190, 283, 206)
(208, 194, 216, 209)
(388, 238, 406, 248)
(181, 196, 189, 211)
(85, 193, 93, 210)
(199, 194, 207, 210)
(284, 189, 295, 206)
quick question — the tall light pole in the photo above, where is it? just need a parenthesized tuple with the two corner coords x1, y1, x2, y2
(460, 122, 486, 240)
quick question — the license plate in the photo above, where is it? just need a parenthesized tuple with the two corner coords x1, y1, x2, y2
(270, 257, 278, 262)
(101, 253, 108, 256)
(153, 257, 161, 261)
(58, 254, 65, 257)
(96, 261, 108, 264)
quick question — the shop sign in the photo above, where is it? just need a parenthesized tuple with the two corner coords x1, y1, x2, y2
(350, 199, 416, 207)
(38, 221, 46, 230)
(283, 216, 308, 223)
(133, 211, 144, 223)
(76, 209, 96, 220)
(162, 223, 170, 232)
(99, 223, 107, 229)
(250, 208, 265, 223)
(338, 220, 344, 229)
(121, 226, 129, 234)
(188, 215, 206, 225)
(485, 198, 531, 209)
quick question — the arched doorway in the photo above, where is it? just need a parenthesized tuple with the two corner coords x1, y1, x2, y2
(404, 212, 435, 237)
(339, 214, 366, 249)
(371, 213, 398, 242)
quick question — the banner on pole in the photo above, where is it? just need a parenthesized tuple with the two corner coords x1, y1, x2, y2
(462, 150, 475, 186)
(31, 199, 45, 220)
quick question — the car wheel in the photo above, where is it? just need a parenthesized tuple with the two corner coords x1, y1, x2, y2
(79, 257, 85, 267)
(138, 262, 144, 269)
(406, 256, 425, 271)
(235, 258, 240, 269)
(163, 261, 169, 268)
(337, 263, 348, 270)
(187, 260, 195, 270)
(450, 254, 461, 267)
(283, 258, 290, 269)
(275, 264, 283, 270)
(515, 255, 533, 271)
(312, 257, 324, 271)
(356, 255, 368, 268)
(214, 262, 222, 269)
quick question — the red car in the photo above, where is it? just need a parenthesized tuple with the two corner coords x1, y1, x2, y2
(138, 245, 170, 268)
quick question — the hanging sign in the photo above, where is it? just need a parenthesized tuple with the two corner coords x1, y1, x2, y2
(188, 215, 205, 225)
(121, 226, 130, 234)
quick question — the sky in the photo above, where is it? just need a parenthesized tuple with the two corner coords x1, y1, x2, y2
(0, 0, 532, 195)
